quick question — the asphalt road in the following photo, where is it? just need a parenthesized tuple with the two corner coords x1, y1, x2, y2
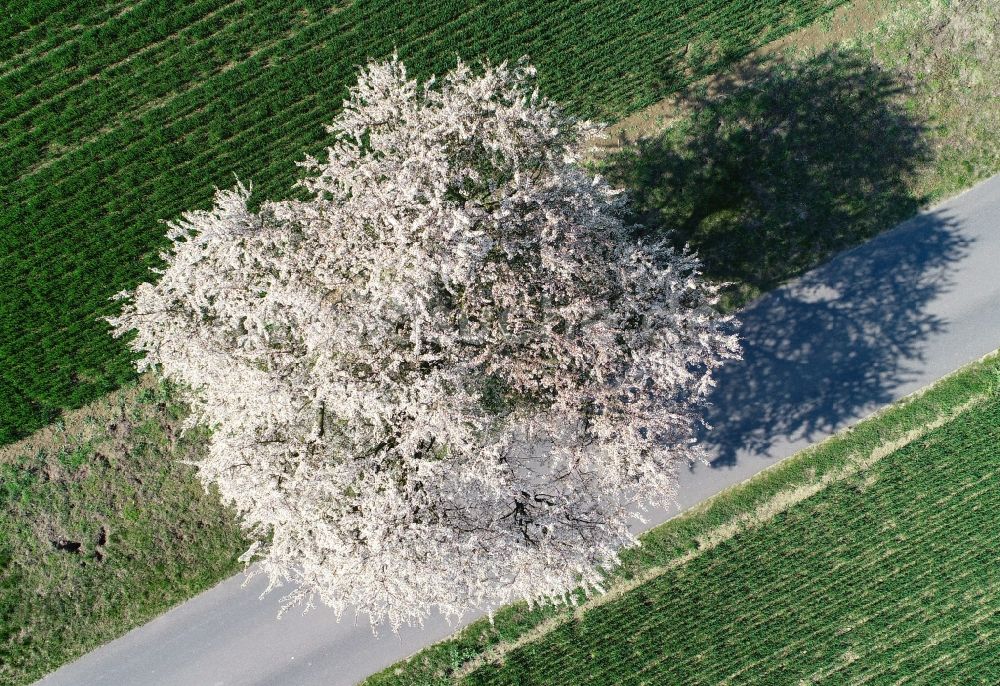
(36, 173, 1000, 686)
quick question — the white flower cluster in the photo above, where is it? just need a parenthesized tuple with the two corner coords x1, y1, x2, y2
(109, 55, 740, 631)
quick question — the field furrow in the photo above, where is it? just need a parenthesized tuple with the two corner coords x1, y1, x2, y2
(458, 400, 1000, 685)
(1, 0, 853, 444)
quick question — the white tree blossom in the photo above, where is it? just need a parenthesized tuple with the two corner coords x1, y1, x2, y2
(109, 55, 740, 631)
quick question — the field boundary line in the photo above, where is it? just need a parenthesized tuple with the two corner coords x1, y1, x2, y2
(453, 385, 993, 679)
(0, 374, 158, 464)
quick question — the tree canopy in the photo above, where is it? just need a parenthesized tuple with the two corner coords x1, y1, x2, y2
(109, 56, 740, 631)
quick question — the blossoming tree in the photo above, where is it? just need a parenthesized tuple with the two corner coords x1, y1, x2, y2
(109, 56, 740, 631)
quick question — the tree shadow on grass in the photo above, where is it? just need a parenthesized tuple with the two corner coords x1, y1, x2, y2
(603, 47, 933, 307)
(601, 48, 973, 467)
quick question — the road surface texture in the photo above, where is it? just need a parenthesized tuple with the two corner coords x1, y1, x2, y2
(37, 173, 1000, 686)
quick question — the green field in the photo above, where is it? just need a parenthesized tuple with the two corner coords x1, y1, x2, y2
(469, 403, 1000, 684)
(366, 352, 1000, 685)
(0, 0, 848, 446)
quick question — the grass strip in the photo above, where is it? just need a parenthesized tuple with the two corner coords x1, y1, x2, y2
(0, 378, 247, 686)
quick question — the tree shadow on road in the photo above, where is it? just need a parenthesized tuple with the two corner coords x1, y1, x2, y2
(701, 209, 970, 466)
(601, 48, 973, 467)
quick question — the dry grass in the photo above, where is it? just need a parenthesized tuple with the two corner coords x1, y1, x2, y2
(593, 0, 1000, 309)
(600, 0, 890, 149)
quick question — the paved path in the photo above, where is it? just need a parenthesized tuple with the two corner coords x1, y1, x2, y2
(37, 174, 1000, 686)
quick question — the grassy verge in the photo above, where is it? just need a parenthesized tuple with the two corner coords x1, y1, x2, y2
(365, 352, 1000, 685)
(0, 378, 247, 686)
(600, 0, 1000, 308)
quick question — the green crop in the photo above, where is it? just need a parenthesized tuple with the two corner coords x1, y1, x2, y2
(0, 0, 847, 445)
(463, 399, 1000, 684)
(366, 352, 1000, 685)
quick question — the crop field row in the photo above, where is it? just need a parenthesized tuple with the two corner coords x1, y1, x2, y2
(0, 0, 849, 445)
(365, 353, 1000, 685)
(460, 396, 1000, 684)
